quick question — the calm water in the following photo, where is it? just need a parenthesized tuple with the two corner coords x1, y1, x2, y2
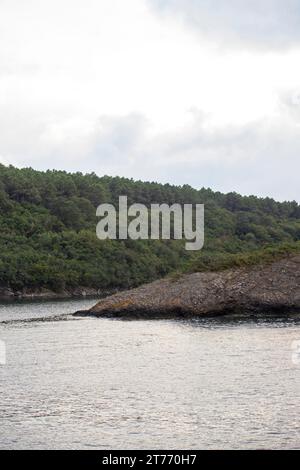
(0, 299, 299, 450)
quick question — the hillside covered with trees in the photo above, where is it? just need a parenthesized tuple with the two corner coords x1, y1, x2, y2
(0, 164, 299, 293)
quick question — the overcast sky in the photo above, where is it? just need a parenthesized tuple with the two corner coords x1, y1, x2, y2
(0, 0, 299, 201)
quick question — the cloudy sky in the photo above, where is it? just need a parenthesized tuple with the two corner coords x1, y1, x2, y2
(1, 0, 300, 201)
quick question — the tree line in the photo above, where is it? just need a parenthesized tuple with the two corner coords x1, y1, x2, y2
(0, 164, 299, 291)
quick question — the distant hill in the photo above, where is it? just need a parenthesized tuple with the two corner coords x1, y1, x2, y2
(0, 164, 299, 293)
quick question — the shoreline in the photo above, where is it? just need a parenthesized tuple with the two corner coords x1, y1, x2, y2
(0, 286, 116, 302)
(74, 254, 300, 319)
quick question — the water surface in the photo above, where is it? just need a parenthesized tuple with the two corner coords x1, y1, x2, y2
(0, 300, 299, 449)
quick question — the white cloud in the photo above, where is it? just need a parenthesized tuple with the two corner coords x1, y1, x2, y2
(0, 0, 299, 201)
(2, 96, 299, 201)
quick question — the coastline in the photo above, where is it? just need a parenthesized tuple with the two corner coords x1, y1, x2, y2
(74, 254, 300, 319)
(0, 286, 116, 302)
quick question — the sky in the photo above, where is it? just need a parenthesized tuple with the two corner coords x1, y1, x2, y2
(0, 0, 300, 201)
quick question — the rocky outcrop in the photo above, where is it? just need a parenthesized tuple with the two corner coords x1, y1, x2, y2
(74, 254, 300, 318)
(0, 286, 115, 301)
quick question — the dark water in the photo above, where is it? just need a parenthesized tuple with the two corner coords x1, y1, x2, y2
(0, 299, 299, 449)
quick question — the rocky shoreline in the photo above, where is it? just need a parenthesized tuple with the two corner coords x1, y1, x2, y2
(74, 254, 300, 319)
(0, 286, 115, 302)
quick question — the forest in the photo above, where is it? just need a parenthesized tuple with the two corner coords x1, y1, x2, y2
(0, 164, 299, 292)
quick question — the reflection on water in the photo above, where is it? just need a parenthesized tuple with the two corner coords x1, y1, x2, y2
(0, 300, 299, 449)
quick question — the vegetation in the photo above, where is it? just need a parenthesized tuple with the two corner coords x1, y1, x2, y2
(184, 241, 300, 274)
(0, 164, 299, 292)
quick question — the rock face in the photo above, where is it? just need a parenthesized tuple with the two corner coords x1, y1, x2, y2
(74, 254, 300, 319)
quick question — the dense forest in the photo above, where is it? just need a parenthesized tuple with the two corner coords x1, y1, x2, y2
(0, 164, 299, 292)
